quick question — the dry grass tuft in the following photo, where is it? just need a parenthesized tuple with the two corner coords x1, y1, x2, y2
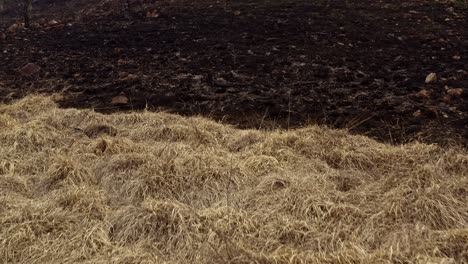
(0, 96, 467, 263)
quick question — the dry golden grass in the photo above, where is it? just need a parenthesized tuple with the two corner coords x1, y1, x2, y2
(0, 96, 467, 264)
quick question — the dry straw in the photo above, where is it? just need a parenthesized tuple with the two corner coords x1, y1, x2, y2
(0, 96, 467, 264)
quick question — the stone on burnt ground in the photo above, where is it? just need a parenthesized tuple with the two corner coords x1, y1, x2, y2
(18, 63, 41, 76)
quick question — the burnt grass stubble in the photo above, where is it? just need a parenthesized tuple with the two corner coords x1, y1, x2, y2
(0, 0, 467, 146)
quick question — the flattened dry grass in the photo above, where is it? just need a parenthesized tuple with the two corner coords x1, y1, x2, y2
(0, 96, 467, 264)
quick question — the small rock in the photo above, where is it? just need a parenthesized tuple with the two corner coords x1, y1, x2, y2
(442, 95, 452, 104)
(111, 95, 129, 105)
(117, 59, 126, 66)
(452, 55, 461, 60)
(413, 110, 422, 117)
(447, 88, 464, 97)
(18, 63, 41, 76)
(0, 32, 5, 40)
(425, 72, 437, 83)
(416, 89, 431, 99)
(126, 73, 138, 79)
(146, 10, 159, 18)
(47, 20, 60, 25)
(8, 23, 24, 32)
(119, 73, 138, 80)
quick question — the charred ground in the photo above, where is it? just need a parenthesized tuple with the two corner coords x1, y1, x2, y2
(1, 0, 467, 145)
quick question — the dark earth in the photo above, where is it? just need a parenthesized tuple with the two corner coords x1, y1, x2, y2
(1, 0, 467, 146)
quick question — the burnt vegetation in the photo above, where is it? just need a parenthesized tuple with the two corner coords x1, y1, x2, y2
(1, 0, 467, 146)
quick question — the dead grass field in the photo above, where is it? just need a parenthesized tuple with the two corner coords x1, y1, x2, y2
(0, 96, 467, 264)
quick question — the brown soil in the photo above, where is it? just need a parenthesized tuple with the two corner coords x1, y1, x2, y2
(1, 0, 467, 146)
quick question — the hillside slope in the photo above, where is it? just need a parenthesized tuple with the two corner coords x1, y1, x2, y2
(0, 96, 467, 263)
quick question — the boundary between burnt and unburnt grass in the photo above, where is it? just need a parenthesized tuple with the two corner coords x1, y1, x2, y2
(0, 0, 467, 147)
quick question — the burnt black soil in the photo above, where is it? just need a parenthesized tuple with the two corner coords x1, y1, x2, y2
(1, 0, 467, 146)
